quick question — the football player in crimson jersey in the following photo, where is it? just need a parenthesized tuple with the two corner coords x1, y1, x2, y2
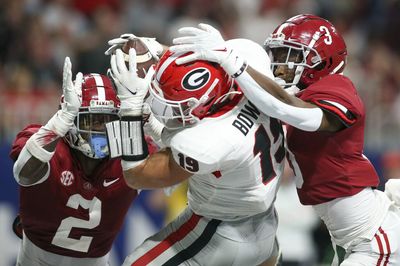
(169, 15, 400, 265)
(9, 58, 157, 266)
(105, 38, 285, 266)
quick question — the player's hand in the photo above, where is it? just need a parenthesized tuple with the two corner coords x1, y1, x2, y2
(110, 48, 155, 116)
(105, 33, 137, 56)
(105, 33, 163, 60)
(170, 23, 247, 77)
(142, 103, 165, 141)
(170, 23, 226, 65)
(61, 57, 82, 123)
(172, 23, 226, 50)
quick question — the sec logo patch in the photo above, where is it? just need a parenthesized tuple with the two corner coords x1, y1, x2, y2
(60, 171, 74, 186)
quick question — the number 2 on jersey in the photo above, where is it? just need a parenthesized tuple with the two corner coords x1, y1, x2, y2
(51, 194, 101, 252)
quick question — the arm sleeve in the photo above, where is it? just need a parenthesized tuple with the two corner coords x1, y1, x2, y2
(236, 71, 323, 131)
(13, 147, 50, 186)
(10, 125, 51, 186)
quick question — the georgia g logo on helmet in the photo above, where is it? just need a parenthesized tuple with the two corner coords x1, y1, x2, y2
(181, 68, 211, 91)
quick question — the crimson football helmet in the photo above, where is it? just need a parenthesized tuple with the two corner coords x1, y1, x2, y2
(149, 50, 236, 129)
(64, 73, 120, 159)
(264, 14, 347, 88)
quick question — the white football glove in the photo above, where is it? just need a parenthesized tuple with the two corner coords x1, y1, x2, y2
(61, 57, 82, 121)
(44, 57, 82, 137)
(170, 23, 247, 77)
(172, 23, 226, 50)
(110, 48, 155, 116)
(105, 33, 163, 61)
(385, 178, 400, 207)
(142, 103, 165, 142)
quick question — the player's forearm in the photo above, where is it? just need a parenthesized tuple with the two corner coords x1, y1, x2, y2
(123, 148, 191, 189)
(123, 161, 178, 189)
(123, 163, 183, 189)
(246, 66, 299, 105)
(235, 69, 323, 131)
(14, 108, 74, 185)
(14, 133, 59, 186)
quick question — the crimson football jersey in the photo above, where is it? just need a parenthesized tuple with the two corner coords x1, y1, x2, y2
(10, 124, 138, 258)
(286, 74, 379, 205)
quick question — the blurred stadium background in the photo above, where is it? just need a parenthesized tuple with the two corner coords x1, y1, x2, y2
(1, 0, 399, 265)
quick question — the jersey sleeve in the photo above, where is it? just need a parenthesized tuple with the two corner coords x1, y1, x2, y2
(163, 128, 235, 175)
(9, 124, 41, 161)
(300, 74, 364, 127)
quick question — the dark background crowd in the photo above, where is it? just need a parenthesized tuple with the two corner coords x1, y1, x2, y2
(0, 0, 399, 265)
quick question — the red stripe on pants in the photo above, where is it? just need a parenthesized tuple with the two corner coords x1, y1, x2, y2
(375, 232, 384, 266)
(378, 227, 391, 266)
(132, 213, 202, 266)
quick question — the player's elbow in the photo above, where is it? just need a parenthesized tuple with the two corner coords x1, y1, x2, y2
(13, 160, 48, 186)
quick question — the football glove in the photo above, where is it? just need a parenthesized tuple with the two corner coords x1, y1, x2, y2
(170, 23, 247, 77)
(109, 48, 155, 116)
(105, 33, 163, 61)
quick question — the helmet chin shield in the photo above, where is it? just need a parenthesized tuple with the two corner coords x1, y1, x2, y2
(66, 131, 108, 159)
(67, 111, 119, 159)
(89, 134, 109, 158)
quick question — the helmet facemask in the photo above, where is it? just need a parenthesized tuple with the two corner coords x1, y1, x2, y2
(264, 14, 348, 88)
(64, 73, 120, 159)
(265, 35, 323, 88)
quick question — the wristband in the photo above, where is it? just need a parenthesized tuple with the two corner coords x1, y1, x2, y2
(105, 120, 122, 158)
(220, 49, 247, 77)
(120, 116, 149, 161)
(231, 61, 248, 78)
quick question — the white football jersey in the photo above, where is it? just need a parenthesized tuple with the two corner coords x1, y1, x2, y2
(162, 97, 285, 221)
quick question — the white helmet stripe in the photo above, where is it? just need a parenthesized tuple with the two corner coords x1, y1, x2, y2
(331, 60, 345, 74)
(275, 22, 289, 35)
(287, 14, 303, 22)
(156, 52, 185, 81)
(93, 75, 106, 100)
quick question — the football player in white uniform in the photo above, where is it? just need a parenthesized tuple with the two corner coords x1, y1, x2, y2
(169, 20, 400, 266)
(105, 37, 285, 265)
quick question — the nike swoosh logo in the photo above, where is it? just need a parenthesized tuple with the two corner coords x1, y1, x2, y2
(123, 85, 137, 95)
(103, 178, 119, 187)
